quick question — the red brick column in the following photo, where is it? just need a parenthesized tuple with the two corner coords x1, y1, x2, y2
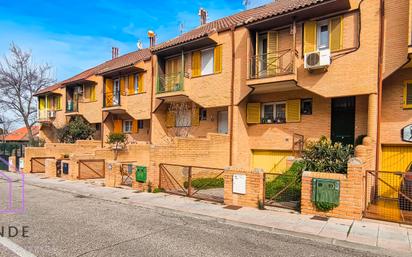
(300, 158, 365, 220)
(224, 169, 264, 208)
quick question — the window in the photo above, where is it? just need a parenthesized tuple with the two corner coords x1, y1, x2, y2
(123, 120, 133, 133)
(138, 120, 144, 129)
(261, 102, 286, 124)
(199, 108, 207, 121)
(134, 74, 139, 94)
(176, 109, 192, 127)
(301, 99, 313, 115)
(317, 20, 329, 50)
(404, 81, 412, 108)
(201, 48, 214, 75)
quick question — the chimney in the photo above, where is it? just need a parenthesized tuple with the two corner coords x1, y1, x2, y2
(199, 8, 207, 25)
(148, 30, 156, 48)
(112, 47, 119, 59)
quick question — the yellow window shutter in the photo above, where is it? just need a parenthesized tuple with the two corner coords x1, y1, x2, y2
(128, 74, 134, 95)
(105, 79, 113, 106)
(191, 105, 200, 126)
(90, 86, 96, 101)
(39, 97, 45, 110)
(46, 95, 52, 109)
(120, 77, 125, 94)
(213, 45, 222, 73)
(404, 81, 412, 108)
(330, 16, 343, 52)
(247, 103, 261, 124)
(55, 96, 61, 109)
(286, 99, 301, 123)
(138, 73, 144, 93)
(166, 111, 176, 128)
(114, 120, 122, 133)
(304, 21, 317, 54)
(192, 51, 201, 77)
(267, 31, 278, 76)
(132, 120, 139, 133)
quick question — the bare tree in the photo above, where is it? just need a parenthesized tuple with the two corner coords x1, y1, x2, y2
(0, 114, 15, 143)
(0, 43, 55, 143)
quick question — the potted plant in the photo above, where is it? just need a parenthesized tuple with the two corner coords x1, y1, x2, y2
(106, 132, 128, 160)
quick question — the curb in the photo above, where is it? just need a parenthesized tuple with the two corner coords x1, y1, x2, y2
(14, 176, 412, 257)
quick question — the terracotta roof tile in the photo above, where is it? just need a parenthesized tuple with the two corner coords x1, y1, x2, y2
(153, 0, 329, 51)
(3, 126, 39, 142)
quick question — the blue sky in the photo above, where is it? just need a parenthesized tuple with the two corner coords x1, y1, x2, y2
(0, 0, 271, 81)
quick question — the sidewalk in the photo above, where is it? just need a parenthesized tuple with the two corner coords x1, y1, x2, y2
(5, 172, 412, 256)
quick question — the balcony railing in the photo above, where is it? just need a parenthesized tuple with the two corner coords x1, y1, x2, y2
(37, 109, 49, 120)
(66, 100, 79, 112)
(104, 91, 121, 108)
(156, 72, 184, 94)
(249, 49, 295, 79)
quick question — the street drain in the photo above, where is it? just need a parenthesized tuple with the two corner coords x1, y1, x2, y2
(310, 215, 329, 221)
(121, 197, 129, 199)
(75, 195, 89, 199)
(223, 205, 242, 210)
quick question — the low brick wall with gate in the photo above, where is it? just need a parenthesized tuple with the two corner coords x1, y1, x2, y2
(300, 158, 365, 220)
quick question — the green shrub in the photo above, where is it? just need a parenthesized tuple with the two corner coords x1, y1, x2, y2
(153, 188, 165, 193)
(301, 136, 353, 174)
(265, 161, 304, 202)
(57, 117, 96, 143)
(183, 177, 224, 189)
(106, 132, 128, 160)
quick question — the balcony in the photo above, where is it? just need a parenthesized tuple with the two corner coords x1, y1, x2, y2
(247, 49, 298, 93)
(103, 91, 121, 108)
(156, 72, 184, 95)
(37, 109, 56, 123)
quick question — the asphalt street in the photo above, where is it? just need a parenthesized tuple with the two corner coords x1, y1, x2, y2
(0, 179, 391, 257)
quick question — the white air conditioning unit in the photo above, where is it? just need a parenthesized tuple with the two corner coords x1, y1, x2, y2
(47, 110, 56, 118)
(304, 49, 331, 70)
(76, 86, 83, 94)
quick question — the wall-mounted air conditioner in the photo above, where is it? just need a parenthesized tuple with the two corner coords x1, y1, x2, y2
(76, 86, 83, 94)
(304, 49, 331, 70)
(47, 110, 56, 118)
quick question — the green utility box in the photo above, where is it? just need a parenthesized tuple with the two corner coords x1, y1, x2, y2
(136, 166, 147, 183)
(312, 178, 340, 205)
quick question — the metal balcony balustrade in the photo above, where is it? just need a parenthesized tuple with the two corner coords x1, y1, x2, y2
(249, 49, 295, 80)
(156, 72, 184, 94)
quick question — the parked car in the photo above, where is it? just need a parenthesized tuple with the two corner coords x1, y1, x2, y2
(399, 162, 412, 211)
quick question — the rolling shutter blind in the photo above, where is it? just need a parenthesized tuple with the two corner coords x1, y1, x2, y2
(304, 21, 317, 54)
(404, 82, 412, 108)
(128, 74, 134, 95)
(192, 51, 201, 77)
(330, 16, 343, 52)
(267, 31, 278, 76)
(247, 103, 261, 124)
(191, 105, 200, 126)
(286, 99, 301, 123)
(138, 73, 144, 93)
(114, 120, 122, 133)
(39, 97, 45, 110)
(213, 45, 222, 73)
(166, 111, 176, 128)
(132, 120, 139, 133)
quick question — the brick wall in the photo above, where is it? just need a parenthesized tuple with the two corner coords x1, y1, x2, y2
(300, 158, 365, 220)
(224, 168, 264, 208)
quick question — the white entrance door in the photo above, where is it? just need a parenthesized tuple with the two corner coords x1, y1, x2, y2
(218, 111, 228, 134)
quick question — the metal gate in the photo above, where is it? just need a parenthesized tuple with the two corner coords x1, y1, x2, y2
(78, 159, 105, 179)
(364, 170, 412, 225)
(0, 143, 24, 171)
(30, 157, 55, 173)
(159, 163, 224, 203)
(264, 172, 301, 210)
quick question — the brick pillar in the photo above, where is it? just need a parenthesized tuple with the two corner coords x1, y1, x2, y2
(367, 93, 378, 169)
(104, 161, 122, 188)
(8, 156, 16, 172)
(44, 159, 57, 178)
(224, 168, 264, 208)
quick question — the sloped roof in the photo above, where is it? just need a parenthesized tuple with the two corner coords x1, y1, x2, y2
(153, 0, 330, 52)
(3, 126, 40, 142)
(34, 48, 151, 95)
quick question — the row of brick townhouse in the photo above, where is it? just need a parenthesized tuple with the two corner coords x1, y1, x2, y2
(34, 0, 412, 174)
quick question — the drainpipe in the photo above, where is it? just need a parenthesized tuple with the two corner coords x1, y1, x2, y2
(229, 26, 236, 166)
(375, 0, 385, 171)
(149, 55, 155, 144)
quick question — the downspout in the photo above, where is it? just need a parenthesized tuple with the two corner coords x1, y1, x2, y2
(229, 26, 236, 166)
(376, 0, 385, 171)
(149, 55, 155, 144)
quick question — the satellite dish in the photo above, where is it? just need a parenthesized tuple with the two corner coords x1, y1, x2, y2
(137, 41, 143, 50)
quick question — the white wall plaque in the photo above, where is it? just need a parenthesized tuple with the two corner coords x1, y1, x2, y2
(232, 174, 246, 194)
(401, 124, 412, 142)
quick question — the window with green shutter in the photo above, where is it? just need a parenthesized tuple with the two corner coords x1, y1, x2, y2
(404, 81, 412, 109)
